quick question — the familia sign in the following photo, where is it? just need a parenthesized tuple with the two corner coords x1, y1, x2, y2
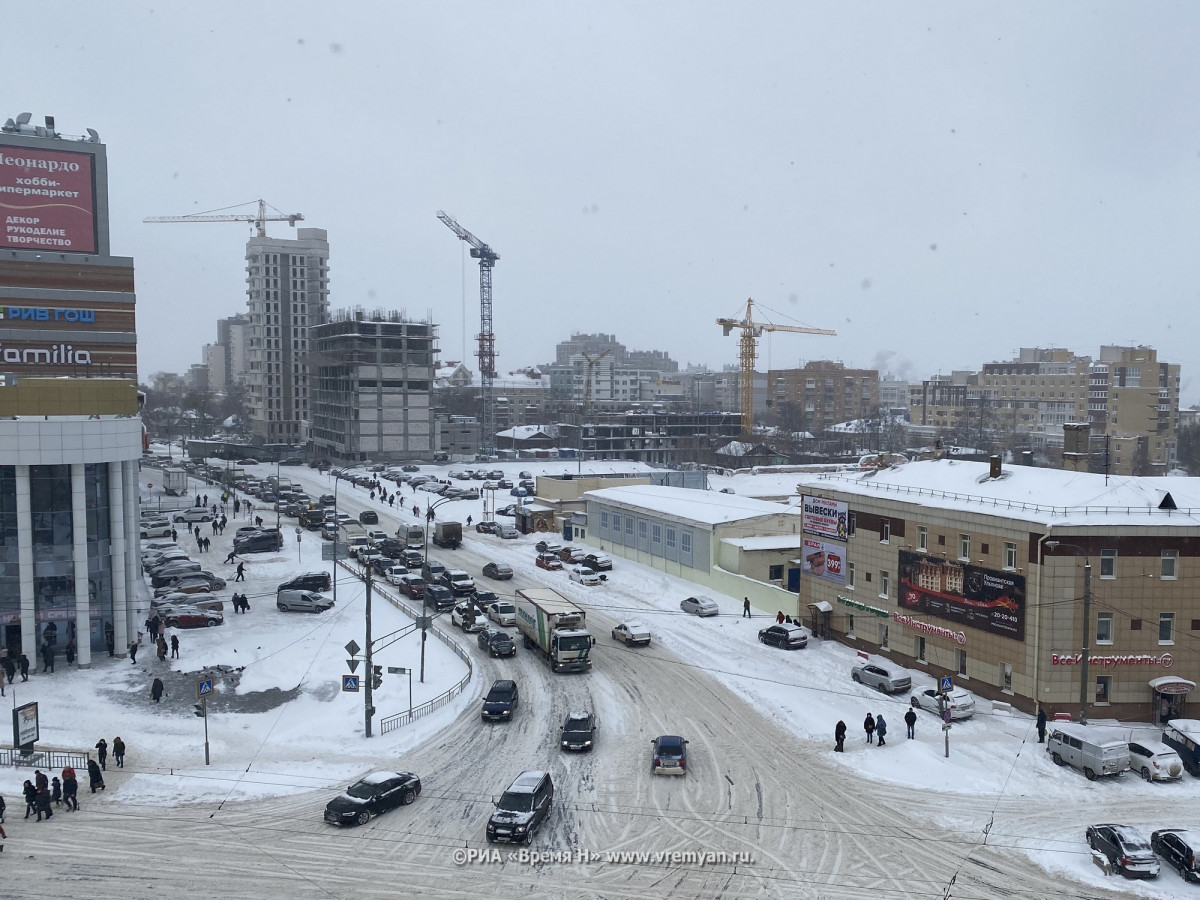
(897, 549, 1026, 641)
(802, 496, 848, 541)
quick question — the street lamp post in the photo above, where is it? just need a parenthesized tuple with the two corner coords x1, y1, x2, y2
(1046, 541, 1092, 725)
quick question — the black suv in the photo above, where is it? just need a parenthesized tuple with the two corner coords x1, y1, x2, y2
(235, 530, 284, 554)
(478, 628, 516, 658)
(486, 770, 552, 844)
(421, 560, 446, 584)
(561, 711, 597, 752)
(359, 510, 379, 525)
(481, 679, 519, 722)
(423, 584, 455, 612)
(278, 572, 332, 593)
(1086, 824, 1160, 878)
(1152, 829, 1200, 882)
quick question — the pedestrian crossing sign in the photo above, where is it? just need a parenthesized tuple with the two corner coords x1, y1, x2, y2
(342, 675, 360, 693)
(197, 678, 213, 699)
(939, 675, 954, 694)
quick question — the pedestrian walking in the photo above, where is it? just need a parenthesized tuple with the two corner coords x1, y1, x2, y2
(62, 766, 79, 811)
(34, 769, 48, 793)
(104, 622, 115, 657)
(2, 655, 14, 684)
(412, 505, 419, 517)
(241, 593, 251, 613)
(151, 677, 166, 702)
(18, 652, 29, 681)
(876, 713, 888, 746)
(128, 639, 138, 664)
(835, 720, 846, 752)
(156, 637, 168, 661)
(35, 786, 52, 821)
(170, 634, 179, 658)
(65, 638, 76, 665)
(95, 738, 108, 770)
(388, 495, 394, 508)
(1, 820, 6, 852)
(202, 494, 208, 507)
(113, 737, 126, 768)
(171, 526, 178, 542)
(202, 536, 211, 553)
(51, 776, 62, 807)
(775, 610, 785, 624)
(41, 642, 55, 673)
(194, 525, 201, 542)
(157, 619, 166, 641)
(904, 707, 917, 739)
(195, 493, 202, 507)
(0, 791, 5, 823)
(87, 759, 105, 793)
(22, 780, 36, 818)
(225, 549, 237, 565)
(466, 515, 472, 526)
(212, 519, 219, 535)
(234, 498, 241, 515)
(235, 561, 246, 582)
(1036, 707, 1047, 743)
(743, 597, 751, 618)
(864, 713, 876, 744)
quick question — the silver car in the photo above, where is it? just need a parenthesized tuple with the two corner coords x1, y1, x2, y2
(680, 595, 719, 617)
(851, 661, 912, 694)
(277, 589, 335, 613)
(910, 687, 975, 720)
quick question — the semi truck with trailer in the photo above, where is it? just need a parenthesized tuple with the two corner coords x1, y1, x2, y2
(513, 587, 593, 673)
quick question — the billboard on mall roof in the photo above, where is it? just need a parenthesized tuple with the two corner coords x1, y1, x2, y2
(0, 143, 98, 253)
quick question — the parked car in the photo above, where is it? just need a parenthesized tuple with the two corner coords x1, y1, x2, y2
(385, 565, 409, 585)
(452, 601, 487, 632)
(402, 549, 424, 568)
(172, 508, 213, 524)
(1046, 722, 1129, 780)
(1128, 739, 1184, 782)
(498, 525, 520, 539)
(421, 560, 447, 584)
(611, 621, 651, 647)
(140, 521, 173, 539)
(910, 687, 976, 720)
(319, 494, 336, 507)
(497, 504, 518, 517)
(568, 565, 601, 586)
(475, 521, 501, 534)
(535, 540, 563, 554)
(650, 735, 689, 775)
(486, 770, 552, 844)
(680, 595, 719, 617)
(1161, 719, 1200, 775)
(277, 590, 334, 613)
(370, 557, 396, 577)
(472, 590, 498, 608)
(323, 771, 421, 826)
(162, 607, 224, 629)
(481, 679, 519, 722)
(442, 569, 476, 596)
(423, 584, 455, 612)
(397, 574, 426, 598)
(487, 601, 517, 626)
(277, 572, 332, 593)
(482, 561, 514, 581)
(457, 489, 481, 501)
(478, 628, 516, 658)
(558, 546, 587, 564)
(1086, 824, 1160, 878)
(758, 623, 809, 650)
(561, 710, 597, 752)
(583, 552, 612, 571)
(153, 575, 226, 596)
(237, 458, 259, 465)
(1151, 828, 1200, 882)
(234, 530, 284, 554)
(535, 553, 563, 571)
(518, 471, 533, 479)
(851, 661, 912, 694)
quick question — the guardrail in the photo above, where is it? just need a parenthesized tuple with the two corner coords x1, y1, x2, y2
(0, 747, 91, 770)
(336, 559, 473, 735)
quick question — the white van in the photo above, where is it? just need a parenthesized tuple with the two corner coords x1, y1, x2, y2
(1045, 722, 1129, 780)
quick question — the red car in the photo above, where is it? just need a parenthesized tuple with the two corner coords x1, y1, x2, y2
(535, 553, 563, 571)
(163, 608, 224, 629)
(397, 574, 426, 597)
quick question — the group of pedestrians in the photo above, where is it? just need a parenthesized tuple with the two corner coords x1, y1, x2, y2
(230, 593, 251, 613)
(836, 711, 914, 751)
(2, 651, 29, 685)
(16, 760, 90, 825)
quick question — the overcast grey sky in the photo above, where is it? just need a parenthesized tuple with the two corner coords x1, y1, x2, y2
(8, 2, 1200, 401)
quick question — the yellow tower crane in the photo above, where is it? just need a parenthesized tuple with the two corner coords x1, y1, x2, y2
(717, 298, 836, 439)
(144, 199, 304, 237)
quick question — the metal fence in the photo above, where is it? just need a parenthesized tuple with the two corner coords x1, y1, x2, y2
(335, 560, 474, 735)
(0, 747, 91, 770)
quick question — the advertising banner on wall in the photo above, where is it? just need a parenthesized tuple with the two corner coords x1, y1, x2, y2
(898, 550, 1025, 640)
(12, 701, 39, 748)
(802, 496, 848, 541)
(0, 145, 97, 253)
(801, 538, 845, 584)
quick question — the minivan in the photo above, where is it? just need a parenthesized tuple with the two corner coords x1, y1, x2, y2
(1161, 719, 1200, 776)
(1045, 722, 1130, 780)
(486, 770, 553, 844)
(276, 589, 334, 613)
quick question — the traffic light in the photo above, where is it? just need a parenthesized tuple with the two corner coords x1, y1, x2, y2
(193, 702, 205, 718)
(371, 665, 383, 690)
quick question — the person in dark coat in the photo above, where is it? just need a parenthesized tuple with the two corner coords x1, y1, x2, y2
(65, 638, 77, 665)
(129, 639, 139, 664)
(41, 642, 55, 673)
(22, 780, 36, 818)
(864, 713, 876, 744)
(104, 622, 115, 657)
(156, 638, 168, 661)
(2, 656, 14, 684)
(87, 759, 105, 792)
(151, 677, 165, 703)
(18, 653, 29, 681)
(34, 769, 48, 793)
(235, 562, 246, 582)
(835, 720, 847, 752)
(904, 707, 917, 739)
(1036, 707, 1047, 743)
(742, 597, 751, 618)
(113, 737, 126, 768)
(35, 785, 52, 821)
(225, 549, 238, 564)
(61, 767, 79, 810)
(875, 713, 888, 746)
(51, 776, 62, 807)
(241, 593, 250, 613)
(95, 738, 108, 770)
(170, 634, 179, 659)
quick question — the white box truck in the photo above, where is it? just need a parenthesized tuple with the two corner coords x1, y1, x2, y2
(163, 468, 189, 496)
(513, 587, 593, 673)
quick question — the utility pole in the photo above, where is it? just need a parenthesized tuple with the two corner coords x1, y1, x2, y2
(1079, 560, 1092, 726)
(364, 569, 374, 737)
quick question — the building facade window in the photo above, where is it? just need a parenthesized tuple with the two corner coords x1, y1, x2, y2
(1095, 675, 1112, 705)
(680, 532, 691, 554)
(600, 511, 609, 530)
(847, 512, 856, 536)
(1004, 542, 1017, 570)
(916, 636, 926, 662)
(638, 520, 647, 541)
(1001, 663, 1013, 692)
(879, 570, 889, 599)
(1161, 550, 1178, 579)
(651, 523, 661, 544)
(625, 517, 633, 536)
(918, 526, 928, 552)
(959, 534, 970, 561)
(958, 649, 968, 677)
(846, 613, 855, 638)
(666, 527, 676, 549)
(879, 623, 889, 648)
(880, 519, 890, 543)
(769, 564, 783, 582)
(1096, 612, 1114, 644)
(847, 562, 855, 589)
(1159, 612, 1176, 644)
(31, 464, 74, 651)
(611, 513, 620, 532)
(1099, 549, 1116, 579)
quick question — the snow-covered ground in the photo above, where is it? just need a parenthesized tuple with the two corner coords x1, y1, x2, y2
(5, 450, 1195, 896)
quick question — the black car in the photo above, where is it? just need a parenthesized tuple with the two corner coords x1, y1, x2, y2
(497, 504, 518, 517)
(378, 538, 406, 558)
(423, 584, 455, 612)
(560, 710, 597, 752)
(319, 494, 336, 507)
(323, 771, 421, 826)
(235, 530, 284, 554)
(582, 553, 612, 572)
(359, 510, 379, 525)
(370, 556, 395, 577)
(1087, 824, 1160, 878)
(481, 679, 519, 722)
(1152, 829, 1200, 882)
(402, 549, 424, 568)
(280, 456, 304, 466)
(482, 561, 514, 581)
(478, 628, 516, 658)
(758, 623, 808, 650)
(472, 589, 499, 608)
(487, 770, 553, 845)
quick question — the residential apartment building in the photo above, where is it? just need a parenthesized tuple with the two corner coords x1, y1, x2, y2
(309, 310, 436, 462)
(203, 313, 250, 392)
(543, 333, 680, 407)
(768, 361, 879, 432)
(1088, 345, 1179, 474)
(244, 228, 330, 445)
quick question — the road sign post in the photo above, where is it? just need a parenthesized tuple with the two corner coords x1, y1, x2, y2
(196, 678, 213, 765)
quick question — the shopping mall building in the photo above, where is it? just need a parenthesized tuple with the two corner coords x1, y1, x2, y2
(1, 113, 143, 665)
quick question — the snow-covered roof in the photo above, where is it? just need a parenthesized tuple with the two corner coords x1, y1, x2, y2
(722, 535, 806, 551)
(585, 484, 801, 526)
(496, 425, 555, 440)
(795, 459, 1200, 527)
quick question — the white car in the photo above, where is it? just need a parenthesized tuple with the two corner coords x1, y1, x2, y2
(451, 601, 487, 633)
(1128, 739, 1184, 781)
(612, 621, 651, 647)
(385, 565, 409, 585)
(910, 687, 976, 720)
(680, 595, 719, 617)
(172, 508, 213, 524)
(367, 530, 388, 544)
(487, 601, 517, 626)
(140, 521, 173, 539)
(568, 565, 601, 586)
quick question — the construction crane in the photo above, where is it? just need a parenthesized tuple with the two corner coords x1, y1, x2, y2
(436, 211, 499, 458)
(144, 199, 304, 237)
(717, 297, 836, 439)
(581, 349, 613, 414)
